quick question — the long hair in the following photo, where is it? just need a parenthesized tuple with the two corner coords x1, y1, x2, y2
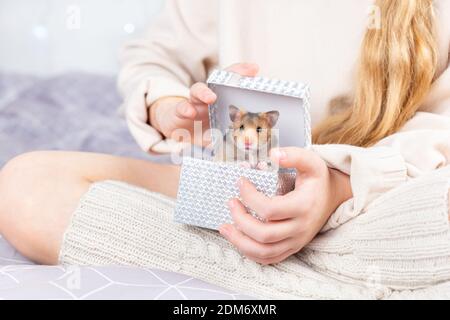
(313, 0, 438, 147)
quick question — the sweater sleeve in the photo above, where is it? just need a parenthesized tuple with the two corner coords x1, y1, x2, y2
(118, 0, 218, 153)
(314, 62, 450, 232)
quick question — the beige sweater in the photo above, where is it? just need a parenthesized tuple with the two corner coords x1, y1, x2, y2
(118, 0, 450, 228)
(60, 167, 450, 299)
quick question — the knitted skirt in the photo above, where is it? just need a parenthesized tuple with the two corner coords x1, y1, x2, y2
(59, 167, 450, 299)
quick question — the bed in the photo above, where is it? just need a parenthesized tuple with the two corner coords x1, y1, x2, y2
(0, 73, 251, 300)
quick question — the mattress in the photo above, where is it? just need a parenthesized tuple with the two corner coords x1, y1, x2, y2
(0, 73, 251, 299)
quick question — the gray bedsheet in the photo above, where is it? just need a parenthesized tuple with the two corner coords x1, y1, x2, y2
(0, 72, 147, 164)
(0, 73, 249, 299)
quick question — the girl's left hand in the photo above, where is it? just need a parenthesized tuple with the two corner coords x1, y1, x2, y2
(219, 147, 352, 265)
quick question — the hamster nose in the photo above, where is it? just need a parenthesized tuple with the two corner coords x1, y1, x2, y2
(244, 137, 251, 145)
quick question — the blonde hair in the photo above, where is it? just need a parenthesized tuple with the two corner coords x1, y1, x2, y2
(313, 0, 438, 147)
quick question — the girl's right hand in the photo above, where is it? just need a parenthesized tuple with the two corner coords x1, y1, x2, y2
(149, 63, 260, 146)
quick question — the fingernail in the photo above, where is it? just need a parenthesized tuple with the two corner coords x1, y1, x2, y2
(236, 178, 245, 188)
(272, 148, 287, 160)
(243, 62, 258, 69)
(228, 199, 236, 209)
(181, 104, 190, 115)
(219, 225, 230, 236)
(202, 92, 216, 102)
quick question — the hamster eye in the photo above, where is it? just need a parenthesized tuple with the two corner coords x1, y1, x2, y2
(239, 125, 245, 131)
(256, 127, 262, 133)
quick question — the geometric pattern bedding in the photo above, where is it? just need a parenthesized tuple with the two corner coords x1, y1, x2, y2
(0, 235, 250, 300)
(0, 73, 251, 299)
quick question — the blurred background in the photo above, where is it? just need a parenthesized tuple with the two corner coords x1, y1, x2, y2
(0, 0, 164, 75)
(0, 0, 166, 165)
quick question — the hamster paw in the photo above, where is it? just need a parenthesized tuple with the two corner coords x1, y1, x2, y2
(238, 161, 252, 169)
(256, 161, 270, 171)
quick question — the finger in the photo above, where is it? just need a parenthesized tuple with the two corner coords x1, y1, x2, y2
(219, 224, 294, 261)
(228, 199, 298, 243)
(175, 100, 198, 120)
(190, 82, 217, 104)
(270, 147, 325, 176)
(237, 178, 298, 221)
(225, 63, 260, 77)
(250, 248, 298, 266)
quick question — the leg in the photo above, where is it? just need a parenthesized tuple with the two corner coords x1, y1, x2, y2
(0, 151, 180, 265)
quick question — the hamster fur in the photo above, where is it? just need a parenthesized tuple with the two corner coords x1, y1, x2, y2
(215, 105, 279, 170)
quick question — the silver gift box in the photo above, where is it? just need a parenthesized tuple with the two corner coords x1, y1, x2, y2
(174, 70, 311, 230)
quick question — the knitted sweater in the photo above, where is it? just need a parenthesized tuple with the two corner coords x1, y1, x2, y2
(118, 0, 450, 231)
(59, 166, 450, 299)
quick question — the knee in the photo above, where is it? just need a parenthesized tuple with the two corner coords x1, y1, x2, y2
(0, 151, 54, 231)
(1, 151, 52, 194)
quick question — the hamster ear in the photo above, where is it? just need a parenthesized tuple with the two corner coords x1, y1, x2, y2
(266, 111, 280, 127)
(229, 105, 241, 122)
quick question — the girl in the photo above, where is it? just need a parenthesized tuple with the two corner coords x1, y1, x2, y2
(1, 0, 450, 298)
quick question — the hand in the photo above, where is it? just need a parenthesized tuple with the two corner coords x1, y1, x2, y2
(219, 147, 353, 265)
(149, 63, 260, 146)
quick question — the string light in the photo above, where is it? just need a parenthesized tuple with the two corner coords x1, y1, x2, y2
(123, 23, 135, 34)
(32, 25, 48, 39)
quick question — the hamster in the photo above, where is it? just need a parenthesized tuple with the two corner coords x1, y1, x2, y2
(215, 105, 279, 170)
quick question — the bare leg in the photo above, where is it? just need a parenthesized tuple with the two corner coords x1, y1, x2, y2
(0, 151, 180, 265)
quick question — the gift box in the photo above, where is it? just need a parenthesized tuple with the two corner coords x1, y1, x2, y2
(174, 69, 311, 230)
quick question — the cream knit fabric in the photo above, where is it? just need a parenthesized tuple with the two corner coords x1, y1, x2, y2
(59, 166, 450, 300)
(118, 0, 450, 235)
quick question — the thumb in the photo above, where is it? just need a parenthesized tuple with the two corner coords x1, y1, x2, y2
(270, 147, 323, 176)
(225, 63, 259, 77)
